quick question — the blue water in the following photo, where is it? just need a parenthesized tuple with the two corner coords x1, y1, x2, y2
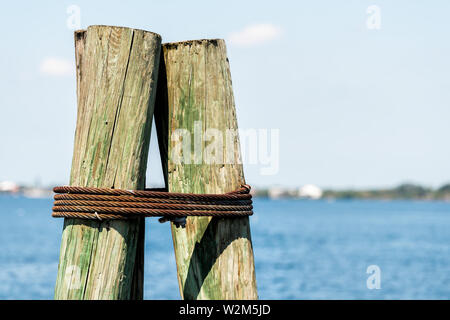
(0, 196, 449, 299)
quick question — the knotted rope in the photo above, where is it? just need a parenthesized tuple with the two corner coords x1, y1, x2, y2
(52, 185, 253, 227)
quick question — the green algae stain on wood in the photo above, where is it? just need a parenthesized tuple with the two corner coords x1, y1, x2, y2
(54, 26, 161, 300)
(156, 39, 258, 300)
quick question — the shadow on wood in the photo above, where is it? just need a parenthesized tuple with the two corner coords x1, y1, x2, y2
(182, 217, 253, 299)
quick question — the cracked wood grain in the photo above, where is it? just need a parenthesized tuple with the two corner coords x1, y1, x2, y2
(54, 25, 161, 300)
(155, 39, 258, 299)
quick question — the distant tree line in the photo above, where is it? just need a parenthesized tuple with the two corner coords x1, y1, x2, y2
(322, 183, 450, 200)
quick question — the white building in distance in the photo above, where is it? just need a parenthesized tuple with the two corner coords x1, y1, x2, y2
(0, 181, 19, 193)
(298, 184, 323, 199)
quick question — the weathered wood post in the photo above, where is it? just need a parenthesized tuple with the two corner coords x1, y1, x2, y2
(54, 25, 161, 299)
(155, 39, 258, 299)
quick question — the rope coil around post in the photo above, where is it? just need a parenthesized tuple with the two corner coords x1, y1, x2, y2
(52, 185, 253, 228)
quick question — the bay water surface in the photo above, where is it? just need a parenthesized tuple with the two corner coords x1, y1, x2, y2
(0, 196, 449, 299)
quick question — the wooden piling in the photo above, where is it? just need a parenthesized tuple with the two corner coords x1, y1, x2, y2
(54, 25, 161, 299)
(155, 39, 258, 299)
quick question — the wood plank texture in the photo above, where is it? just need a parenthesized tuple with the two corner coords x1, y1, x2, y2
(54, 25, 161, 299)
(155, 39, 258, 299)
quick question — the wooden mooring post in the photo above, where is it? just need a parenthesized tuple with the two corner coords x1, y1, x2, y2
(54, 26, 161, 299)
(155, 39, 258, 299)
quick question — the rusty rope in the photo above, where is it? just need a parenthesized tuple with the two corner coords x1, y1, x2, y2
(52, 185, 253, 225)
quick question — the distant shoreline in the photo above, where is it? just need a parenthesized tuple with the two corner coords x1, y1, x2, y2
(252, 183, 450, 201)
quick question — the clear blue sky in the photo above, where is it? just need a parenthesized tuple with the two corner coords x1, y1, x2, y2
(1, 0, 449, 189)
